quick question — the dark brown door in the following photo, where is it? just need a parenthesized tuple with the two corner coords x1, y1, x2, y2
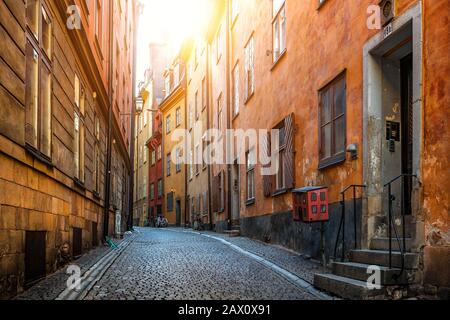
(401, 53, 413, 215)
(73, 228, 82, 258)
(25, 231, 46, 287)
(92, 222, 98, 247)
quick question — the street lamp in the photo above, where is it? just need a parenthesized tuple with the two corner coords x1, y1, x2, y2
(135, 95, 144, 114)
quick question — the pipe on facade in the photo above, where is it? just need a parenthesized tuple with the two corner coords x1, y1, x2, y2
(103, 0, 115, 239)
(225, 0, 232, 230)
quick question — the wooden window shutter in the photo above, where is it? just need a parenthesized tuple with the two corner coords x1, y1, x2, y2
(262, 132, 275, 197)
(283, 113, 295, 189)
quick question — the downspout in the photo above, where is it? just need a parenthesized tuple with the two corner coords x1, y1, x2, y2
(128, 2, 142, 230)
(206, 44, 213, 230)
(103, 0, 114, 239)
(184, 63, 189, 228)
(225, 0, 232, 230)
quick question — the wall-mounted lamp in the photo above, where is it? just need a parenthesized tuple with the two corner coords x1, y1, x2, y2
(346, 143, 358, 160)
(135, 95, 144, 114)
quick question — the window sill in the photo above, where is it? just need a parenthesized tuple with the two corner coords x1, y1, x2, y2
(73, 178, 86, 190)
(318, 153, 346, 170)
(245, 198, 255, 207)
(25, 144, 54, 168)
(272, 188, 288, 197)
(244, 92, 255, 106)
(270, 49, 287, 72)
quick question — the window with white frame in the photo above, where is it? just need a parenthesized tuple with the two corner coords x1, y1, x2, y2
(272, 0, 286, 62)
(246, 148, 256, 202)
(74, 74, 85, 183)
(244, 35, 255, 101)
(232, 63, 240, 117)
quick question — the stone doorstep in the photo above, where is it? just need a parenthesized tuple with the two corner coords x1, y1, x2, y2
(370, 237, 413, 251)
(351, 249, 419, 269)
(313, 273, 387, 300)
(331, 261, 410, 285)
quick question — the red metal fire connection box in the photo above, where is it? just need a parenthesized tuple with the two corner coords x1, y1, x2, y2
(292, 186, 329, 222)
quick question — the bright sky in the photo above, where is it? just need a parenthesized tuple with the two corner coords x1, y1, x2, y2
(136, 0, 211, 88)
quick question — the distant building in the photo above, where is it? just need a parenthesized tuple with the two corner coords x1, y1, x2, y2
(159, 56, 187, 226)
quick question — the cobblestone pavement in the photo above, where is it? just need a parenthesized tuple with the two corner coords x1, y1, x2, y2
(84, 228, 319, 300)
(193, 230, 327, 285)
(15, 239, 124, 300)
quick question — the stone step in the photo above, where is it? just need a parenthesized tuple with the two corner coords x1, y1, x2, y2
(314, 273, 386, 300)
(370, 237, 413, 251)
(332, 262, 408, 285)
(351, 249, 418, 269)
(223, 230, 240, 237)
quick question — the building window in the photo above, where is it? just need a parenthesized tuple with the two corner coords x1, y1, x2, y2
(74, 74, 85, 183)
(216, 24, 222, 63)
(319, 72, 346, 169)
(143, 146, 148, 163)
(157, 179, 163, 198)
(167, 192, 174, 212)
(176, 148, 182, 173)
(231, 0, 239, 24)
(166, 115, 171, 134)
(202, 78, 206, 110)
(150, 183, 155, 200)
(157, 144, 162, 160)
(176, 107, 181, 127)
(195, 144, 200, 175)
(272, 0, 286, 63)
(151, 149, 156, 165)
(232, 63, 240, 117)
(195, 91, 199, 120)
(217, 94, 223, 132)
(188, 103, 193, 129)
(25, 1, 52, 158)
(94, 113, 101, 194)
(94, 0, 103, 46)
(244, 35, 255, 101)
(189, 150, 193, 180)
(246, 148, 256, 203)
(166, 153, 171, 176)
(218, 171, 225, 212)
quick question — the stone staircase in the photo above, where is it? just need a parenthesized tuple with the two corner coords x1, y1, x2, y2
(314, 237, 418, 299)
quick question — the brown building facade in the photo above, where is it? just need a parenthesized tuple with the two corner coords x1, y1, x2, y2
(0, 0, 137, 298)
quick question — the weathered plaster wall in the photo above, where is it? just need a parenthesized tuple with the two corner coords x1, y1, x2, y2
(421, 0, 450, 290)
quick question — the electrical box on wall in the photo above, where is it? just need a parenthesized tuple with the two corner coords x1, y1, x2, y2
(292, 186, 329, 223)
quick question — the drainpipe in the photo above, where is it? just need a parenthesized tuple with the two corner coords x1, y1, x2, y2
(128, 2, 142, 231)
(225, 0, 232, 230)
(206, 45, 213, 230)
(103, 0, 114, 239)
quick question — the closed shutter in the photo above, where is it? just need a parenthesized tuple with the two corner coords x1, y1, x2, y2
(283, 113, 295, 189)
(262, 132, 275, 197)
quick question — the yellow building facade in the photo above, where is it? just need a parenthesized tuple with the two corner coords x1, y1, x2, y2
(160, 59, 187, 226)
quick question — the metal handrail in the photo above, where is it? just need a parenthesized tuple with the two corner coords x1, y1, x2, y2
(383, 173, 418, 281)
(333, 185, 366, 261)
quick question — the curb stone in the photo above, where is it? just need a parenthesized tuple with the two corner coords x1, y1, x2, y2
(56, 234, 136, 300)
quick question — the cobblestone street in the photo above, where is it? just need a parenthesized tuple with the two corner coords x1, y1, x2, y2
(18, 228, 328, 300)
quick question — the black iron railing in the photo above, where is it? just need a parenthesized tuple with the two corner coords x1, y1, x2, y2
(333, 185, 366, 261)
(384, 173, 418, 280)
